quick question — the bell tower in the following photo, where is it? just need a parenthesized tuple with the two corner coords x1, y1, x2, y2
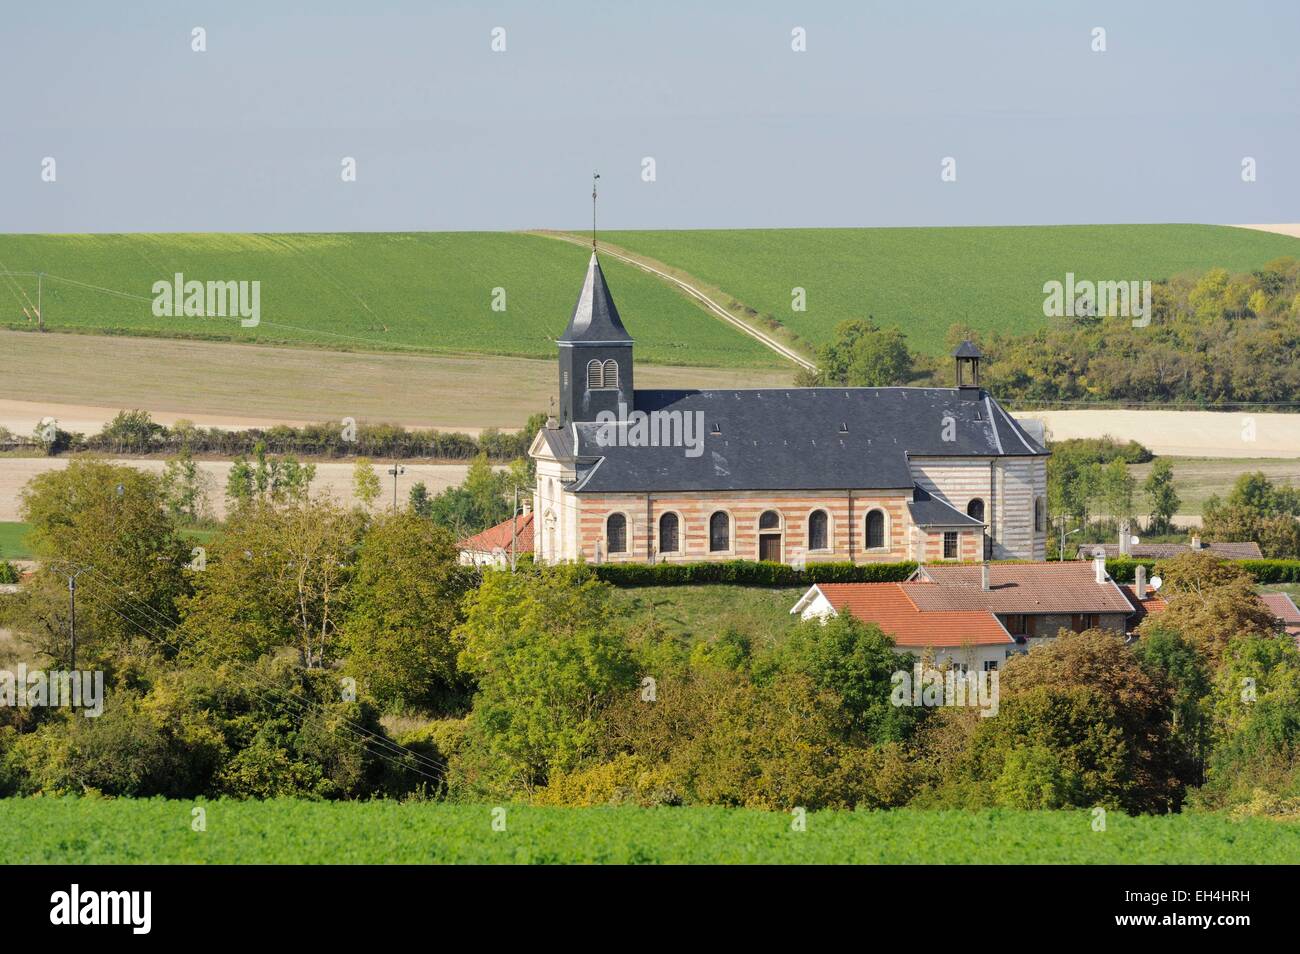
(557, 253, 634, 424)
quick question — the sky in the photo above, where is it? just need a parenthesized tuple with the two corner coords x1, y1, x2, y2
(1, 0, 1297, 233)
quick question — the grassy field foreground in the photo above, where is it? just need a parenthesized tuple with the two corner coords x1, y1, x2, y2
(2, 799, 1296, 864)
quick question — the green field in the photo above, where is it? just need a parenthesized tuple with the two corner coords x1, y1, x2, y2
(1128, 457, 1300, 516)
(603, 224, 1300, 355)
(0, 232, 780, 369)
(5, 226, 1298, 372)
(2, 798, 1295, 864)
(613, 584, 803, 650)
(0, 521, 31, 560)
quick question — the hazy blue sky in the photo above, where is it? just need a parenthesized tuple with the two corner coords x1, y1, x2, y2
(2, 0, 1296, 232)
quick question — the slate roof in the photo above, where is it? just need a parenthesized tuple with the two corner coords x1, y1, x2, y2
(559, 387, 1046, 494)
(558, 253, 632, 344)
(952, 340, 983, 359)
(908, 562, 1136, 615)
(1080, 541, 1263, 560)
(800, 583, 1014, 647)
(908, 485, 984, 528)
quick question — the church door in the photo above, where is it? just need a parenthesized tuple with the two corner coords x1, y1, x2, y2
(759, 533, 782, 562)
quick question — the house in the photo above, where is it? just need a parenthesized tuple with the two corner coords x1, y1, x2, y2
(530, 253, 1050, 566)
(791, 557, 1136, 670)
(1079, 532, 1262, 561)
(457, 512, 534, 567)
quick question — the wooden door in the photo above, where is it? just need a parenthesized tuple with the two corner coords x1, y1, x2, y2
(759, 534, 781, 562)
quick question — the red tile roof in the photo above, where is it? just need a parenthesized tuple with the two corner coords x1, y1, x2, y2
(1119, 585, 1168, 626)
(457, 513, 534, 554)
(812, 582, 1013, 647)
(1259, 592, 1300, 626)
(909, 562, 1135, 614)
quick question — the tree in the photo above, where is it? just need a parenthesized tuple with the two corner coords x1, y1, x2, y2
(160, 448, 214, 524)
(1142, 458, 1181, 534)
(352, 457, 382, 511)
(408, 481, 433, 518)
(16, 460, 190, 664)
(759, 615, 921, 743)
(225, 444, 315, 512)
(453, 563, 637, 792)
(342, 512, 474, 712)
(97, 409, 162, 453)
(1139, 552, 1278, 662)
(177, 498, 362, 667)
(818, 319, 914, 387)
(1100, 458, 1135, 526)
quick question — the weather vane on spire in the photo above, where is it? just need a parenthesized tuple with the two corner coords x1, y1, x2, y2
(592, 171, 600, 251)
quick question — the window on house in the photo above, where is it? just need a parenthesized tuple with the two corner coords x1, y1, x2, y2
(759, 510, 781, 530)
(1004, 614, 1026, 635)
(808, 510, 828, 551)
(1034, 497, 1045, 533)
(602, 359, 619, 389)
(866, 510, 885, 549)
(983, 660, 998, 672)
(659, 512, 680, 553)
(606, 513, 627, 553)
(967, 498, 985, 522)
(586, 359, 604, 389)
(943, 531, 958, 559)
(1070, 613, 1099, 632)
(709, 511, 730, 552)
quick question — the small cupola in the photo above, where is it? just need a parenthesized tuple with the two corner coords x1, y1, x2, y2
(953, 340, 982, 394)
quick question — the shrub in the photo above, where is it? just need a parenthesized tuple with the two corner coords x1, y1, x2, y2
(593, 559, 917, 587)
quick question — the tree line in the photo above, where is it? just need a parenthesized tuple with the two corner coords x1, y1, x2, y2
(2, 459, 1297, 818)
(799, 257, 1300, 409)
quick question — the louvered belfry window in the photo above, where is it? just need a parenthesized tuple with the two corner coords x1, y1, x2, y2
(587, 359, 604, 389)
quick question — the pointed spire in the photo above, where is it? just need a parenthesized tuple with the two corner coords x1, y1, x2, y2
(558, 252, 632, 343)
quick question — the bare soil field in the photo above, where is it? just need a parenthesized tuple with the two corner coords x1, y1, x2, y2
(0, 331, 793, 434)
(0, 456, 475, 522)
(1019, 408, 1300, 458)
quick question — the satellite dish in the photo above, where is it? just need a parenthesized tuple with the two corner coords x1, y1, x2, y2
(1150, 576, 1163, 591)
(1130, 535, 1140, 546)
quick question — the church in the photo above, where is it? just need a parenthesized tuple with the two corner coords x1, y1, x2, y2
(530, 252, 1049, 566)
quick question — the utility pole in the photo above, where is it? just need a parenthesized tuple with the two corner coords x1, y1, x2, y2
(53, 563, 91, 669)
(387, 464, 405, 511)
(36, 272, 43, 332)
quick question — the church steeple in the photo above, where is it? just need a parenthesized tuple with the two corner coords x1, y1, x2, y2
(559, 253, 633, 344)
(557, 252, 634, 425)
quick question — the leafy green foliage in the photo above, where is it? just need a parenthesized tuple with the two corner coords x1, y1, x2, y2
(342, 513, 473, 712)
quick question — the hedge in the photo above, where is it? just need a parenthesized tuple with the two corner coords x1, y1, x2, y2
(592, 560, 918, 587)
(593, 557, 1300, 588)
(1104, 557, 1300, 584)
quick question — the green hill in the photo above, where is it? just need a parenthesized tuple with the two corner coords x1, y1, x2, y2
(602, 224, 1300, 355)
(4, 226, 1298, 369)
(0, 232, 781, 369)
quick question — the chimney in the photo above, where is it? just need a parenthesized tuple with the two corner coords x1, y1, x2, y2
(1094, 554, 1107, 585)
(981, 562, 990, 591)
(1134, 564, 1147, 600)
(1118, 520, 1131, 557)
(1190, 534, 1202, 551)
(521, 499, 532, 515)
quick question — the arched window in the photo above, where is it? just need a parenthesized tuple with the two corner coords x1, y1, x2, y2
(659, 512, 680, 553)
(1034, 497, 1045, 533)
(602, 359, 619, 389)
(759, 510, 781, 531)
(709, 511, 730, 552)
(967, 498, 985, 523)
(606, 513, 627, 554)
(586, 359, 603, 389)
(808, 510, 829, 551)
(865, 509, 886, 549)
